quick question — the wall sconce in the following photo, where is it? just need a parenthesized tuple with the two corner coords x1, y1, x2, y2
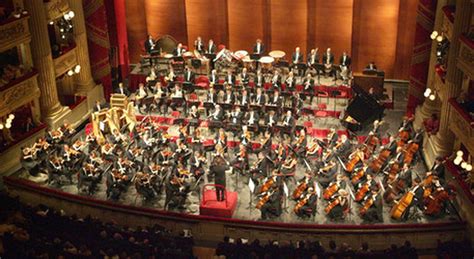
(454, 150, 472, 172)
(0, 114, 15, 130)
(423, 88, 436, 101)
(67, 65, 81, 77)
(430, 31, 444, 42)
(63, 11, 75, 21)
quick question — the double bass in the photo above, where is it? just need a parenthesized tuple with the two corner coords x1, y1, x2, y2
(424, 188, 451, 216)
(369, 148, 391, 173)
(390, 185, 419, 220)
(403, 142, 419, 165)
(256, 190, 274, 209)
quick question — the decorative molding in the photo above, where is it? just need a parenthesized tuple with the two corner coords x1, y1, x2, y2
(0, 16, 31, 53)
(457, 36, 474, 79)
(0, 74, 40, 118)
(449, 99, 474, 156)
(44, 0, 71, 22)
(433, 72, 445, 101)
(441, 13, 453, 42)
(53, 47, 78, 77)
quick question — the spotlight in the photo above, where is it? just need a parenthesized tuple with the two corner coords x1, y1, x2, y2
(74, 65, 81, 74)
(429, 94, 436, 101)
(67, 70, 74, 76)
(68, 11, 75, 19)
(456, 150, 463, 157)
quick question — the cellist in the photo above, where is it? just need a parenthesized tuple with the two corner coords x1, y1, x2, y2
(259, 183, 283, 220)
(294, 187, 318, 218)
(292, 170, 316, 200)
(326, 189, 349, 221)
(360, 186, 383, 223)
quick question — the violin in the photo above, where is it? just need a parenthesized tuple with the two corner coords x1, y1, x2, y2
(351, 168, 365, 185)
(295, 134, 305, 147)
(359, 195, 375, 215)
(324, 197, 341, 214)
(292, 178, 309, 199)
(323, 181, 340, 200)
(256, 190, 273, 209)
(355, 182, 370, 202)
(260, 176, 275, 193)
(397, 130, 410, 147)
(390, 185, 418, 220)
(369, 149, 391, 173)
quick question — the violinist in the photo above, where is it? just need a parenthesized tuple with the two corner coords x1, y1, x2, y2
(60, 121, 75, 141)
(254, 70, 265, 89)
(145, 161, 163, 194)
(271, 70, 282, 91)
(224, 86, 235, 105)
(153, 81, 168, 114)
(178, 124, 188, 143)
(191, 128, 204, 151)
(268, 90, 282, 107)
(250, 152, 270, 185)
(165, 174, 189, 210)
(232, 144, 249, 173)
(292, 129, 307, 158)
(334, 134, 351, 158)
(294, 187, 318, 218)
(281, 110, 296, 140)
(189, 150, 206, 180)
(215, 129, 228, 153)
(285, 71, 296, 92)
(209, 69, 219, 85)
(189, 105, 200, 132)
(306, 137, 321, 158)
(79, 162, 101, 195)
(302, 73, 315, 104)
(20, 146, 39, 176)
(175, 138, 192, 165)
(211, 155, 231, 201)
(229, 106, 244, 125)
(327, 128, 338, 148)
(326, 189, 349, 221)
(238, 89, 250, 107)
(360, 186, 383, 223)
(259, 184, 283, 220)
(281, 153, 297, 177)
(240, 126, 252, 148)
(264, 110, 279, 130)
(255, 130, 272, 155)
(273, 142, 287, 164)
(47, 155, 64, 186)
(156, 147, 173, 166)
(323, 174, 346, 199)
(106, 169, 127, 200)
(399, 115, 414, 133)
(393, 147, 406, 165)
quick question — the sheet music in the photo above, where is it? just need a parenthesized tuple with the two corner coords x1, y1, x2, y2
(248, 178, 255, 193)
(99, 121, 105, 131)
(315, 183, 321, 197)
(283, 182, 289, 197)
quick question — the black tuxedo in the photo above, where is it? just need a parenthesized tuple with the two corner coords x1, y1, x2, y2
(265, 113, 279, 127)
(246, 112, 260, 125)
(285, 77, 296, 91)
(253, 43, 265, 54)
(209, 73, 219, 84)
(292, 52, 303, 64)
(254, 74, 265, 87)
(194, 41, 204, 53)
(340, 55, 351, 66)
(173, 47, 184, 56)
(303, 78, 314, 92)
(207, 44, 216, 54)
(224, 92, 235, 104)
(184, 70, 195, 83)
(144, 39, 155, 54)
(239, 94, 250, 106)
(323, 53, 334, 64)
(225, 74, 236, 85)
(207, 92, 217, 103)
(116, 86, 130, 96)
(240, 73, 250, 85)
(253, 94, 266, 105)
(307, 53, 320, 65)
(230, 111, 244, 124)
(269, 95, 282, 106)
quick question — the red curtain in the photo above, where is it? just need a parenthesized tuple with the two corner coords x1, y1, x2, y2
(83, 0, 113, 99)
(406, 0, 437, 116)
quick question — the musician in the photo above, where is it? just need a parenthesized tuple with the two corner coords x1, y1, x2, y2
(135, 83, 148, 112)
(173, 43, 185, 57)
(306, 137, 321, 158)
(209, 69, 219, 85)
(170, 84, 186, 113)
(339, 51, 351, 67)
(240, 67, 250, 87)
(281, 110, 296, 140)
(210, 104, 224, 122)
(322, 48, 335, 78)
(165, 66, 177, 84)
(21, 146, 39, 176)
(334, 134, 351, 158)
(165, 174, 189, 209)
(246, 109, 260, 128)
(232, 144, 249, 173)
(250, 152, 270, 185)
(106, 169, 127, 200)
(292, 46, 304, 65)
(386, 135, 398, 155)
(265, 110, 279, 129)
(183, 66, 195, 84)
(295, 187, 318, 218)
(285, 71, 296, 92)
(215, 128, 228, 152)
(238, 89, 250, 106)
(189, 149, 206, 180)
(225, 70, 236, 86)
(194, 36, 205, 53)
(260, 185, 283, 220)
(302, 73, 315, 94)
(254, 69, 265, 88)
(250, 88, 264, 107)
(295, 171, 316, 197)
(326, 189, 349, 220)
(211, 155, 231, 201)
(318, 161, 338, 188)
(253, 39, 265, 55)
(79, 162, 101, 195)
(224, 87, 235, 105)
(268, 90, 282, 107)
(144, 35, 155, 54)
(134, 172, 156, 201)
(206, 39, 216, 54)
(291, 91, 304, 116)
(327, 128, 339, 148)
(428, 156, 445, 181)
(398, 163, 413, 189)
(307, 48, 320, 67)
(293, 129, 307, 158)
(399, 116, 414, 133)
(153, 82, 168, 114)
(361, 187, 383, 223)
(281, 153, 297, 177)
(393, 147, 406, 165)
(271, 70, 282, 90)
(156, 147, 173, 166)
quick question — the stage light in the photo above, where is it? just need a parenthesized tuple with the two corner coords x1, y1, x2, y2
(466, 164, 473, 172)
(429, 94, 436, 101)
(60, 28, 64, 33)
(67, 70, 74, 76)
(454, 157, 462, 165)
(74, 65, 81, 74)
(456, 150, 463, 157)
(461, 162, 467, 169)
(430, 31, 438, 40)
(436, 35, 443, 42)
(68, 11, 75, 19)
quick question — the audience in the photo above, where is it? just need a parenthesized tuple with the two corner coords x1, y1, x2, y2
(423, 113, 440, 136)
(0, 64, 31, 89)
(0, 192, 195, 258)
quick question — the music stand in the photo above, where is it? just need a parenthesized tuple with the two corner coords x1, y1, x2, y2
(204, 53, 216, 60)
(220, 103, 233, 111)
(173, 56, 185, 62)
(141, 97, 155, 114)
(214, 84, 224, 92)
(250, 54, 260, 60)
(182, 82, 194, 93)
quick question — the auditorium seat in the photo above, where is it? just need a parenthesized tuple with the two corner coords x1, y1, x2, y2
(168, 111, 181, 125)
(195, 76, 209, 89)
(314, 103, 328, 120)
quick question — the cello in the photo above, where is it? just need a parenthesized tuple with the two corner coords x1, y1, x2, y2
(324, 197, 340, 214)
(359, 196, 374, 216)
(403, 142, 419, 165)
(424, 188, 452, 216)
(292, 179, 308, 199)
(390, 185, 419, 220)
(351, 167, 366, 185)
(355, 182, 370, 202)
(323, 182, 340, 200)
(256, 190, 274, 209)
(369, 148, 391, 173)
(345, 149, 363, 173)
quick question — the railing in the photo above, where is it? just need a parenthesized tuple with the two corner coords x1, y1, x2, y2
(441, 6, 454, 41)
(0, 124, 47, 154)
(448, 98, 474, 155)
(0, 69, 37, 92)
(0, 71, 40, 118)
(446, 160, 474, 204)
(457, 34, 474, 78)
(0, 15, 31, 53)
(53, 45, 78, 77)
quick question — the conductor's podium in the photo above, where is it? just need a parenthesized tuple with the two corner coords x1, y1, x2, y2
(200, 184, 238, 218)
(110, 93, 128, 109)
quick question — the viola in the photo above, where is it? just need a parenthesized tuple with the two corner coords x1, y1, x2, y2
(345, 152, 361, 173)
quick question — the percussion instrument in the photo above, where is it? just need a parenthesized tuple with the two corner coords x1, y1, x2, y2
(269, 50, 285, 61)
(259, 56, 275, 72)
(183, 51, 194, 58)
(233, 50, 248, 60)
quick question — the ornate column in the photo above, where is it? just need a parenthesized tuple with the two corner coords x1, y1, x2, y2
(413, 0, 443, 128)
(24, 0, 69, 126)
(434, 0, 472, 156)
(68, 0, 95, 94)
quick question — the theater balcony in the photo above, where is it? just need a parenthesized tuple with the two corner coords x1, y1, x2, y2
(0, 15, 31, 53)
(441, 5, 454, 42)
(53, 44, 78, 78)
(457, 34, 474, 79)
(43, 0, 71, 23)
(449, 98, 474, 155)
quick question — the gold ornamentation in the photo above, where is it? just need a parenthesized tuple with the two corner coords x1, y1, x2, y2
(0, 75, 40, 117)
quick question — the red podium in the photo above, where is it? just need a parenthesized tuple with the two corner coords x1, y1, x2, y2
(199, 184, 238, 218)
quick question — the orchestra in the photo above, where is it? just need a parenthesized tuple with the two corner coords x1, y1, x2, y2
(18, 37, 455, 225)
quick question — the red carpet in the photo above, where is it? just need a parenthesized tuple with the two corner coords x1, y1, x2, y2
(200, 185, 238, 218)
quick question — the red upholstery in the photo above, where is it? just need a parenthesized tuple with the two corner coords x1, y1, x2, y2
(195, 76, 209, 89)
(303, 121, 313, 129)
